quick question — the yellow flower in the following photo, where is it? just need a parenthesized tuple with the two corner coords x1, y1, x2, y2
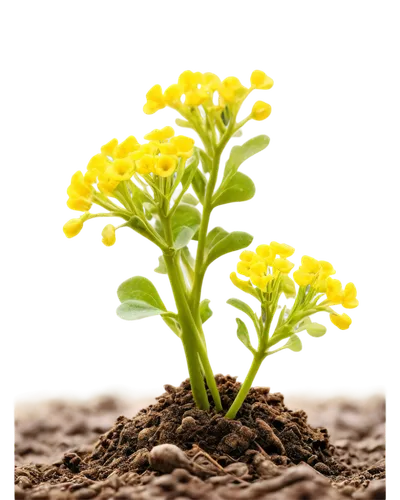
(250, 70, 274, 90)
(101, 138, 118, 158)
(67, 197, 92, 212)
(136, 154, 156, 175)
(170, 135, 195, 158)
(184, 89, 208, 106)
(143, 85, 166, 115)
(326, 278, 344, 304)
(330, 313, 352, 330)
(202, 72, 221, 91)
(256, 244, 276, 265)
(252, 101, 272, 121)
(313, 260, 336, 292)
(250, 273, 274, 292)
(87, 153, 108, 174)
(343, 283, 359, 309)
(250, 261, 267, 276)
(300, 256, 321, 274)
(101, 224, 116, 247)
(240, 250, 257, 263)
(218, 77, 247, 103)
(63, 218, 83, 238)
(154, 155, 177, 177)
(97, 174, 119, 196)
(164, 84, 184, 105)
(144, 126, 175, 142)
(178, 70, 203, 92)
(237, 261, 252, 277)
(270, 242, 295, 258)
(67, 171, 93, 198)
(114, 136, 140, 158)
(226, 268, 256, 297)
(106, 158, 135, 181)
(293, 270, 314, 287)
(272, 257, 294, 274)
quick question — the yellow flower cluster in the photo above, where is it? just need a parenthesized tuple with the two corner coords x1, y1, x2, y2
(231, 243, 359, 330)
(66, 127, 195, 210)
(231, 241, 295, 292)
(61, 123, 195, 243)
(292, 255, 358, 330)
(144, 70, 273, 121)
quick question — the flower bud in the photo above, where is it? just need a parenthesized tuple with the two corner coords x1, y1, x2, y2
(252, 101, 272, 121)
(250, 70, 274, 89)
(102, 224, 116, 247)
(63, 218, 83, 238)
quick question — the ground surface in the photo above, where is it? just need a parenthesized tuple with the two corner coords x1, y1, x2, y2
(15, 376, 385, 499)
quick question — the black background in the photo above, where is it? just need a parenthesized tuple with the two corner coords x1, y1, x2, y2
(43, 62, 372, 384)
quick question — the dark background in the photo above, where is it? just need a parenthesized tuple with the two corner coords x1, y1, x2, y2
(43, 63, 372, 382)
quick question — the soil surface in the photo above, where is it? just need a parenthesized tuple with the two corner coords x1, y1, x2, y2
(15, 375, 385, 499)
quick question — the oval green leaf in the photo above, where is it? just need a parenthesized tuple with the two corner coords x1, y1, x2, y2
(285, 334, 302, 352)
(117, 276, 166, 311)
(225, 295, 260, 331)
(212, 172, 255, 208)
(206, 231, 253, 266)
(200, 299, 213, 323)
(223, 135, 270, 180)
(236, 318, 255, 353)
(306, 323, 327, 337)
(117, 300, 165, 321)
(171, 204, 201, 249)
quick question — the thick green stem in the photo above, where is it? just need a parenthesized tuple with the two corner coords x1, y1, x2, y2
(225, 354, 264, 419)
(163, 252, 210, 410)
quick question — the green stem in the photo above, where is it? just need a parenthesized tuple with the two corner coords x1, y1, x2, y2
(225, 354, 264, 419)
(163, 252, 210, 410)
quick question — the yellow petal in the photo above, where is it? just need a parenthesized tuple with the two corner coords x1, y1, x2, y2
(330, 313, 352, 330)
(293, 270, 314, 286)
(114, 136, 140, 158)
(300, 255, 321, 274)
(326, 278, 344, 304)
(101, 138, 118, 158)
(343, 283, 358, 309)
(256, 244, 276, 265)
(250, 70, 274, 90)
(273, 258, 295, 274)
(170, 135, 195, 153)
(230, 272, 255, 294)
(270, 242, 295, 258)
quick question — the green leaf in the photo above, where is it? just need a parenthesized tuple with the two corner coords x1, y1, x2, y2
(171, 204, 201, 249)
(199, 299, 213, 323)
(181, 193, 199, 206)
(281, 276, 296, 299)
(175, 118, 193, 129)
(306, 323, 327, 337)
(206, 230, 253, 265)
(285, 334, 302, 352)
(117, 276, 166, 310)
(205, 227, 229, 252)
(199, 149, 212, 174)
(236, 318, 255, 353)
(181, 149, 200, 186)
(154, 255, 167, 274)
(212, 172, 255, 208)
(192, 170, 206, 204)
(116, 300, 165, 321)
(223, 135, 270, 180)
(225, 295, 260, 331)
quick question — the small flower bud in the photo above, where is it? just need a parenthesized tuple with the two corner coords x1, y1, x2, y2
(252, 101, 272, 121)
(63, 218, 83, 238)
(330, 313, 352, 330)
(102, 224, 116, 247)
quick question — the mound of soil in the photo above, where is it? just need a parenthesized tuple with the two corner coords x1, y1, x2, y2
(15, 376, 385, 500)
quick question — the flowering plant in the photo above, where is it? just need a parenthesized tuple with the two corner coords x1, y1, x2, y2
(64, 70, 358, 418)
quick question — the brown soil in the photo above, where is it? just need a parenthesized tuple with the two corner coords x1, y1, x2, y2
(15, 375, 385, 500)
